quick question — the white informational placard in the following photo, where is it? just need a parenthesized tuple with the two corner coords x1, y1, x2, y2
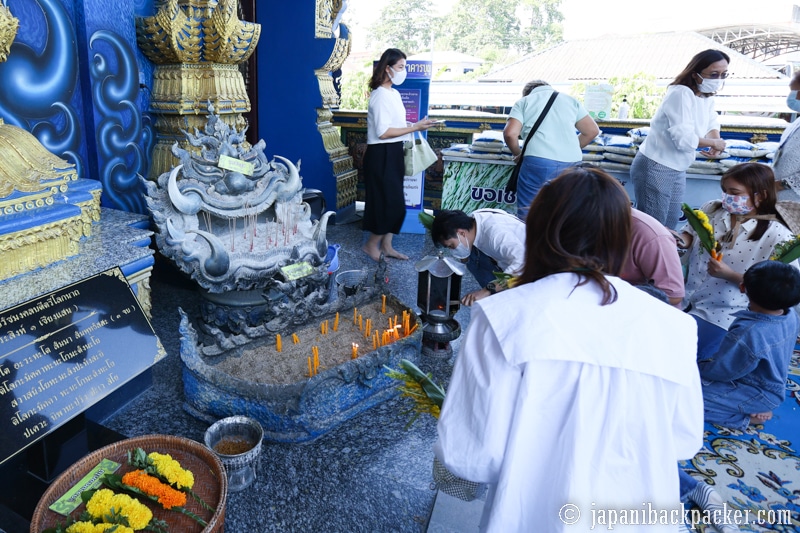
(403, 172, 423, 208)
(584, 84, 614, 121)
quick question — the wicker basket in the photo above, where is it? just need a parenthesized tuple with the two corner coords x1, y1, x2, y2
(29, 434, 227, 533)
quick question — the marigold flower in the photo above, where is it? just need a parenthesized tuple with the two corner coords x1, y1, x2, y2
(123, 469, 187, 509)
(66, 522, 135, 533)
(85, 488, 152, 530)
(148, 451, 195, 489)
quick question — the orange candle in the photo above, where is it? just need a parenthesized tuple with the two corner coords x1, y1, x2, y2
(292, 333, 300, 344)
(359, 315, 363, 331)
(313, 347, 319, 372)
(307, 356, 313, 377)
(352, 343, 358, 359)
(365, 318, 371, 338)
(320, 321, 325, 335)
(381, 294, 386, 314)
(276, 334, 282, 352)
(334, 312, 339, 332)
(372, 331, 378, 350)
(353, 307, 357, 324)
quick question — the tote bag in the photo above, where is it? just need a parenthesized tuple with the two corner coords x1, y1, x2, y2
(404, 131, 438, 176)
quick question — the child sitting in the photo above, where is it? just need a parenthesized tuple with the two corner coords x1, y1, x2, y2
(698, 260, 800, 430)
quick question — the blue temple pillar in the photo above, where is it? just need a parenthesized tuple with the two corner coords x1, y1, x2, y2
(254, 2, 357, 223)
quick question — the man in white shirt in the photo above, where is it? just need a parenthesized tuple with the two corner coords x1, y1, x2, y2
(431, 209, 526, 305)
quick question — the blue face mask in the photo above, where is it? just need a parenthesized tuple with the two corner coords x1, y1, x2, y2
(788, 90, 800, 113)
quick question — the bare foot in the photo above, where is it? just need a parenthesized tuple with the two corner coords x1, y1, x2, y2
(749, 411, 773, 424)
(381, 248, 409, 260)
(361, 245, 382, 261)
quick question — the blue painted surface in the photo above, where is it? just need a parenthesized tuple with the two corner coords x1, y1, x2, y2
(0, 203, 81, 234)
(2, 0, 155, 214)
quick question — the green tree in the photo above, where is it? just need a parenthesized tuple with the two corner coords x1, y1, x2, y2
(367, 0, 433, 55)
(569, 74, 665, 120)
(607, 73, 665, 119)
(440, 0, 522, 55)
(338, 69, 371, 111)
(520, 0, 564, 53)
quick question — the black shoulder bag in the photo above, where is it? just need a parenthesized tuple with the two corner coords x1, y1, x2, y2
(505, 91, 559, 194)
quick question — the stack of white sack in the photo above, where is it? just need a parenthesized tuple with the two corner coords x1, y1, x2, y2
(441, 130, 514, 161)
(581, 127, 779, 176)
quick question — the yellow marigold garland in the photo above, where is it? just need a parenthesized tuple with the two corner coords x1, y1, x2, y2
(127, 448, 213, 514)
(66, 522, 135, 533)
(384, 359, 446, 428)
(122, 470, 187, 509)
(681, 203, 722, 260)
(85, 488, 152, 530)
(771, 235, 800, 263)
(147, 452, 195, 490)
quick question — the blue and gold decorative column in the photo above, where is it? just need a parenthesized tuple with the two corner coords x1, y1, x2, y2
(135, 0, 260, 181)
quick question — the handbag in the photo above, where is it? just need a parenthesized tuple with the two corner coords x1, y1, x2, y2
(505, 91, 559, 194)
(404, 130, 438, 176)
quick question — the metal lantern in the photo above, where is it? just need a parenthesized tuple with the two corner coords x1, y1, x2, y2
(414, 251, 465, 357)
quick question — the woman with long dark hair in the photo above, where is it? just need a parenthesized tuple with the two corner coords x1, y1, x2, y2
(434, 166, 704, 532)
(678, 162, 798, 348)
(361, 48, 436, 261)
(631, 49, 730, 228)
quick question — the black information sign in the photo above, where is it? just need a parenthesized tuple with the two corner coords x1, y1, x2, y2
(0, 268, 166, 465)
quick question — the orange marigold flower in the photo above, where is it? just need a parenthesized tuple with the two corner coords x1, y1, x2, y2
(122, 469, 187, 509)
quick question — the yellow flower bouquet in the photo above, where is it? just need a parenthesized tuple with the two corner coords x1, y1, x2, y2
(681, 203, 723, 260)
(384, 359, 446, 428)
(42, 488, 167, 533)
(771, 235, 800, 263)
(44, 448, 214, 533)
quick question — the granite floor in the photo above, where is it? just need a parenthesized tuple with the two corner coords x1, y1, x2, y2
(98, 215, 480, 533)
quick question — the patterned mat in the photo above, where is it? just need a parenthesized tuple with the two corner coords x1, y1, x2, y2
(680, 344, 800, 532)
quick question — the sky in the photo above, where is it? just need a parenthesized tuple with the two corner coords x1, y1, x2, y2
(344, 0, 797, 53)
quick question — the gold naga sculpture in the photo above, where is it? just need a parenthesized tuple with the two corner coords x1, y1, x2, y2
(0, 3, 84, 281)
(136, 0, 261, 180)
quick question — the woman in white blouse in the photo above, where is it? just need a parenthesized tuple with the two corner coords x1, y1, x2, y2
(361, 48, 436, 261)
(631, 49, 729, 229)
(677, 163, 798, 351)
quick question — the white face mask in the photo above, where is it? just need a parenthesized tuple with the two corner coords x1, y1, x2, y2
(787, 90, 800, 112)
(451, 233, 471, 260)
(389, 66, 407, 86)
(695, 74, 724, 94)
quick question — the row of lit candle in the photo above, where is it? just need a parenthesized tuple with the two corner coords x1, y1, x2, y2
(275, 303, 418, 375)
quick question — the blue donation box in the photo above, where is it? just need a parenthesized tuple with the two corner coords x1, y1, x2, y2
(398, 60, 432, 234)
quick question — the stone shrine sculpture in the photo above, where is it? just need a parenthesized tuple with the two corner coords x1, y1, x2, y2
(143, 107, 372, 339)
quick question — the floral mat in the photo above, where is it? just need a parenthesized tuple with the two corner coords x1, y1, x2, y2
(680, 342, 800, 532)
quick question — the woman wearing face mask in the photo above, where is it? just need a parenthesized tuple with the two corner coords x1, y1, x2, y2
(362, 48, 437, 262)
(676, 163, 799, 352)
(430, 208, 526, 305)
(772, 70, 800, 198)
(630, 49, 729, 229)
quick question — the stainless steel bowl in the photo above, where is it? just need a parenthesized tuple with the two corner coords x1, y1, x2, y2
(204, 416, 264, 492)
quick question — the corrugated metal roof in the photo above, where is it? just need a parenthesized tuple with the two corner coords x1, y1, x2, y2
(481, 32, 786, 82)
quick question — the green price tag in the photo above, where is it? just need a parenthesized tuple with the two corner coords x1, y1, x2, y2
(280, 262, 315, 280)
(49, 458, 121, 515)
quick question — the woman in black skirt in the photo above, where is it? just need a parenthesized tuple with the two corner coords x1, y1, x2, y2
(362, 48, 436, 261)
